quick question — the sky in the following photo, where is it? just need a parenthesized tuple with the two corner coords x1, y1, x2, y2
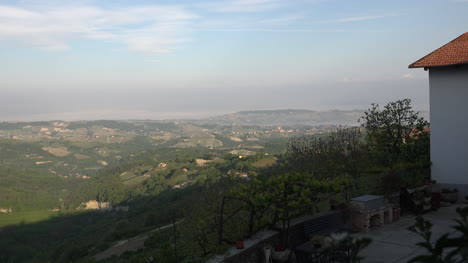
(0, 0, 467, 121)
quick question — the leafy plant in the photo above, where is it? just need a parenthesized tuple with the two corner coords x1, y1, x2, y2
(408, 207, 468, 262)
(287, 128, 367, 201)
(230, 172, 348, 249)
(322, 233, 372, 263)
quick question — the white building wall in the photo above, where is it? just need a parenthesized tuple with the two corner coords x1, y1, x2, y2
(429, 65, 468, 185)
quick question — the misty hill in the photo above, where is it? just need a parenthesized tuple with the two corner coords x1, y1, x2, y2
(196, 109, 365, 126)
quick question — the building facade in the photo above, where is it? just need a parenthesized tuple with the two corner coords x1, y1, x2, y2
(410, 33, 468, 194)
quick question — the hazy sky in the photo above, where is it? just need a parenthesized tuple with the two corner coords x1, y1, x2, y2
(1, 0, 467, 121)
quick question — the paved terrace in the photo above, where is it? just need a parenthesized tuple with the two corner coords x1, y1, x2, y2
(355, 204, 465, 263)
(206, 205, 465, 263)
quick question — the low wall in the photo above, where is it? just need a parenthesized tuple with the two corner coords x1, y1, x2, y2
(273, 210, 351, 249)
(207, 210, 348, 263)
(206, 230, 280, 263)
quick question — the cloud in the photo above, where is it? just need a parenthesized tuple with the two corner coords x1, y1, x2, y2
(0, 6, 39, 19)
(193, 12, 306, 32)
(0, 1, 315, 53)
(402, 73, 414, 79)
(259, 15, 304, 24)
(198, 28, 354, 32)
(201, 0, 283, 13)
(145, 59, 160, 63)
(337, 77, 359, 83)
(0, 4, 198, 53)
(336, 14, 397, 22)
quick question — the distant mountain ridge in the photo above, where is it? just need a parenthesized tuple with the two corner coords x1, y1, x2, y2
(196, 109, 366, 126)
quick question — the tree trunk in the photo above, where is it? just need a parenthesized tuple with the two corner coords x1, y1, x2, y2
(217, 197, 225, 245)
(248, 208, 255, 237)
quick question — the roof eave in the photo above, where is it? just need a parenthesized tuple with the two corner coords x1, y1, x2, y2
(408, 62, 468, 69)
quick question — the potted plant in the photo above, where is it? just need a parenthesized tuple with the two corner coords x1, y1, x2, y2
(310, 235, 328, 250)
(413, 190, 425, 206)
(322, 233, 372, 262)
(263, 246, 273, 263)
(271, 244, 290, 263)
(423, 200, 432, 211)
(268, 172, 315, 262)
(213, 246, 227, 259)
(235, 239, 244, 249)
(424, 193, 432, 203)
(233, 218, 246, 249)
(442, 188, 458, 203)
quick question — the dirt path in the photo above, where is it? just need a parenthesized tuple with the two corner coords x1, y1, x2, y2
(93, 219, 184, 261)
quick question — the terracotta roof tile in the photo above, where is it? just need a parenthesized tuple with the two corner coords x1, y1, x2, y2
(409, 32, 468, 68)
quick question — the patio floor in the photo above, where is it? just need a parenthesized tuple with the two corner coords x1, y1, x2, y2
(354, 204, 465, 263)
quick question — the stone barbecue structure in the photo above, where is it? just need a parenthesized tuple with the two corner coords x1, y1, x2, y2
(350, 195, 396, 232)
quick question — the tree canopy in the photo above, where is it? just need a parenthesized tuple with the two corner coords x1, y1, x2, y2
(359, 98, 429, 167)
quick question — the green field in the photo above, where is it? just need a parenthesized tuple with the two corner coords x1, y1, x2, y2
(0, 210, 57, 227)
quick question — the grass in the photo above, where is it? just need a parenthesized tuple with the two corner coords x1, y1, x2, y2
(121, 172, 138, 180)
(251, 157, 277, 168)
(42, 147, 71, 157)
(123, 176, 149, 186)
(174, 135, 223, 148)
(0, 210, 57, 227)
(74, 153, 90, 160)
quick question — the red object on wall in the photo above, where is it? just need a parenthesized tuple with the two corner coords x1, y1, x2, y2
(236, 240, 244, 249)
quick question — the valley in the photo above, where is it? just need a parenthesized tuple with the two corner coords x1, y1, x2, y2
(0, 110, 351, 224)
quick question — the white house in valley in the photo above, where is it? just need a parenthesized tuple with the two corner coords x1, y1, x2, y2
(409, 32, 468, 194)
